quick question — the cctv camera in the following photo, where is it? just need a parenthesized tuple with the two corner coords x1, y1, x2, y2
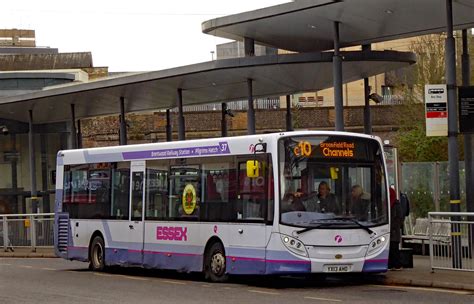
(369, 93, 384, 104)
(225, 109, 235, 117)
(0, 125, 8, 136)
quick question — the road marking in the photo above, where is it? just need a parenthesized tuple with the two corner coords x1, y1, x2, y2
(371, 285, 472, 295)
(93, 272, 115, 277)
(117, 275, 148, 281)
(224, 287, 233, 290)
(161, 280, 186, 285)
(304, 296, 342, 302)
(40, 267, 57, 271)
(201, 284, 211, 288)
(248, 289, 280, 295)
(0, 263, 12, 266)
(19, 265, 33, 269)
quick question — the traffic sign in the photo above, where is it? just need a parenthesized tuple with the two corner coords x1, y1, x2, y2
(425, 84, 448, 136)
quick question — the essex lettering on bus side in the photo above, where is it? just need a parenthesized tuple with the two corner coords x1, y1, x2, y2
(156, 226, 188, 241)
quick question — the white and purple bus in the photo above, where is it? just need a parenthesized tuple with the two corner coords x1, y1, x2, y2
(54, 131, 390, 282)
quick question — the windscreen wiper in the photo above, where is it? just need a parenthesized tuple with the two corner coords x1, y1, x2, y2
(332, 217, 375, 235)
(296, 223, 334, 235)
(296, 217, 375, 235)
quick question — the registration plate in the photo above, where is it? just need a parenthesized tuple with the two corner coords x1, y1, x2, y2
(324, 265, 352, 273)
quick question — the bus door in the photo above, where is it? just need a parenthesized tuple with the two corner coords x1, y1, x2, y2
(227, 158, 269, 274)
(128, 160, 146, 265)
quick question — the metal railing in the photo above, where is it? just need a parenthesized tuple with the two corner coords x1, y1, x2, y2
(1, 213, 55, 252)
(174, 98, 281, 112)
(429, 212, 474, 272)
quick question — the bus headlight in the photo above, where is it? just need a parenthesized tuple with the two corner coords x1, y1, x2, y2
(367, 235, 388, 256)
(281, 234, 308, 257)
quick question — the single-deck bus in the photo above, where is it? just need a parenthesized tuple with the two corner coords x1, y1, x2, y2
(54, 131, 390, 281)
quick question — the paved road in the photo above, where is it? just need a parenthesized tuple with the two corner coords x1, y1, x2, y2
(1, 258, 473, 304)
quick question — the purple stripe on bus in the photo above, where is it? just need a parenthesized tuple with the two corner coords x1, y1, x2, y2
(143, 250, 200, 257)
(122, 142, 230, 160)
(364, 259, 389, 264)
(228, 256, 265, 262)
(266, 259, 310, 264)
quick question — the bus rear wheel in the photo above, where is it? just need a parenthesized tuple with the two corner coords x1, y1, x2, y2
(89, 236, 105, 271)
(204, 242, 228, 282)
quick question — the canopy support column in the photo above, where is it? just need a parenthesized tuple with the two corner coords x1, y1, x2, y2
(445, 0, 462, 268)
(333, 21, 344, 131)
(28, 110, 38, 214)
(247, 79, 256, 135)
(119, 97, 127, 145)
(177, 88, 185, 140)
(286, 95, 293, 131)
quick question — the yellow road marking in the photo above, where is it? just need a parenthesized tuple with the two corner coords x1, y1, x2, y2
(371, 284, 471, 295)
(117, 275, 148, 281)
(93, 272, 115, 277)
(161, 280, 186, 285)
(304, 296, 342, 302)
(248, 289, 280, 295)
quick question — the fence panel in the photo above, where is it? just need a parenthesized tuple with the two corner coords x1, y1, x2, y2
(0, 213, 54, 252)
(429, 212, 474, 272)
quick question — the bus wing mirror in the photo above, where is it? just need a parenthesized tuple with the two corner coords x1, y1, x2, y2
(330, 167, 339, 180)
(246, 160, 260, 178)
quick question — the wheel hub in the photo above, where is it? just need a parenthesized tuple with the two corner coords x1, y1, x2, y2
(211, 252, 225, 275)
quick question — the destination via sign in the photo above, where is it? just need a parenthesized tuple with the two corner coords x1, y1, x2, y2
(459, 86, 474, 134)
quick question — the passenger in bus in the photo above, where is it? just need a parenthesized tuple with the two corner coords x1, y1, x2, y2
(317, 181, 340, 214)
(348, 185, 370, 220)
(282, 192, 306, 212)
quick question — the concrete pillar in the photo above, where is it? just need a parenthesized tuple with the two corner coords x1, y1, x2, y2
(244, 37, 255, 57)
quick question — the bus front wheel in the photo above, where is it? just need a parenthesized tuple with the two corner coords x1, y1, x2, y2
(204, 242, 228, 282)
(89, 236, 105, 271)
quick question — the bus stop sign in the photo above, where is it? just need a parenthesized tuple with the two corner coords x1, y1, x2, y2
(459, 86, 474, 134)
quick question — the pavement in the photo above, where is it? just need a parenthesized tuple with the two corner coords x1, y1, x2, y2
(1, 248, 473, 292)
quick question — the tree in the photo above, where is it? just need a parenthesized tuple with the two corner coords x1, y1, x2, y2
(393, 33, 468, 162)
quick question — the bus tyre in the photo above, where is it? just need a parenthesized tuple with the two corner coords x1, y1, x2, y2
(89, 236, 105, 271)
(205, 242, 228, 282)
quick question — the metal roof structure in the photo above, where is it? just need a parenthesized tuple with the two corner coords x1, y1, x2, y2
(0, 50, 414, 124)
(202, 0, 474, 53)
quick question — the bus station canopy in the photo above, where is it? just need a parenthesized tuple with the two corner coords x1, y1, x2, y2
(202, 0, 474, 53)
(0, 50, 414, 124)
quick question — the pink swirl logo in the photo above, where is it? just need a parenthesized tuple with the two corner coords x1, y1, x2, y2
(334, 235, 343, 243)
(213, 225, 218, 234)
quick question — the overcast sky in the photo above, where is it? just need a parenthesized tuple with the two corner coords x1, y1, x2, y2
(1, 1, 289, 72)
